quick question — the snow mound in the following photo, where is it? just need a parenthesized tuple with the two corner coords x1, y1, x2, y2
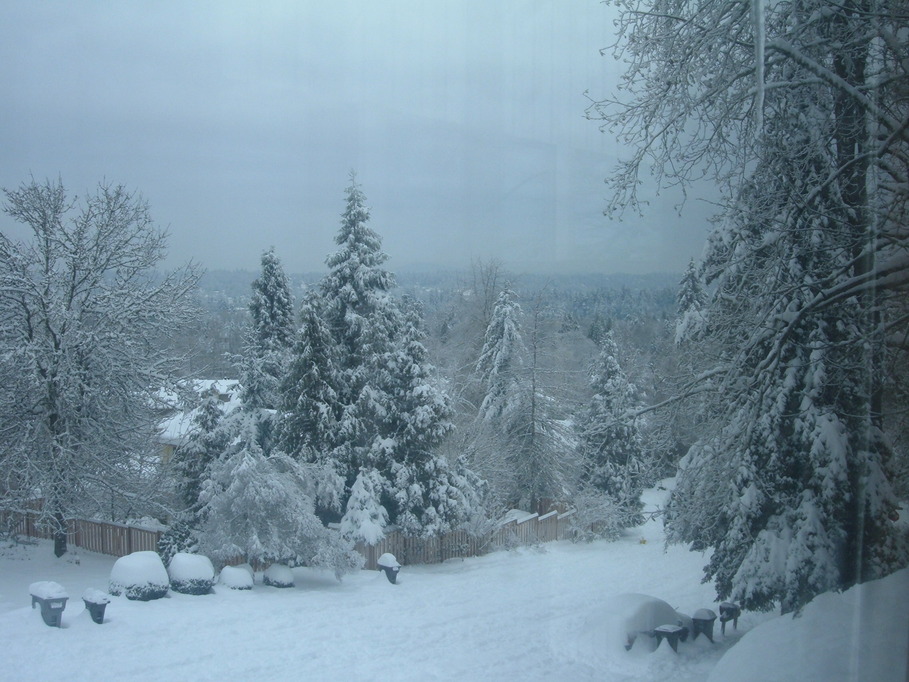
(109, 551, 169, 601)
(168, 553, 215, 595)
(263, 564, 294, 588)
(377, 553, 400, 568)
(219, 565, 253, 590)
(597, 593, 691, 653)
(82, 588, 110, 604)
(29, 581, 68, 600)
(708, 568, 909, 682)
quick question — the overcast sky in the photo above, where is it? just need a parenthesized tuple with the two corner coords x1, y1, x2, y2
(0, 1, 714, 275)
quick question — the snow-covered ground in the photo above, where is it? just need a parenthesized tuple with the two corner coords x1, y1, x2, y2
(0, 484, 905, 681)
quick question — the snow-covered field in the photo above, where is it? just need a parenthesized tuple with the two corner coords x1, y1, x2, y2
(1, 485, 905, 681)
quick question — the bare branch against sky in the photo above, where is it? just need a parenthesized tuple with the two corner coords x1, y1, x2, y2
(0, 1, 713, 274)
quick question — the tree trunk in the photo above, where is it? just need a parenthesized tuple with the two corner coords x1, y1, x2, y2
(53, 510, 67, 557)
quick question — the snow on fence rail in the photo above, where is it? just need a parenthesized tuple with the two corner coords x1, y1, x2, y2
(3, 506, 577, 568)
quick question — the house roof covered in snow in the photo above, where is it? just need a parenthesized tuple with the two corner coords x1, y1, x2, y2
(157, 379, 242, 446)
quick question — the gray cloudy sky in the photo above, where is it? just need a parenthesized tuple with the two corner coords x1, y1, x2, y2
(0, 1, 713, 275)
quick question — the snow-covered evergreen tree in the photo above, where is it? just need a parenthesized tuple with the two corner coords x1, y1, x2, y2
(475, 286, 525, 423)
(472, 288, 573, 511)
(280, 176, 480, 539)
(674, 259, 706, 344)
(170, 393, 230, 514)
(594, 0, 908, 613)
(380, 298, 473, 536)
(279, 291, 341, 466)
(667, 83, 907, 612)
(240, 248, 295, 410)
(0, 178, 200, 556)
(317, 174, 400, 487)
(578, 332, 646, 528)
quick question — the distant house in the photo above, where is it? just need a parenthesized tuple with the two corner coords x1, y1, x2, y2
(156, 379, 242, 463)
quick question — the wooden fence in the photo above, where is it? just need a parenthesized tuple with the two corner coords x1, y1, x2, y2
(1, 510, 163, 558)
(3, 506, 576, 568)
(356, 509, 576, 570)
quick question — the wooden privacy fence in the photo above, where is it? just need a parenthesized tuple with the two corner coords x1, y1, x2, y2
(1, 510, 163, 558)
(3, 506, 576, 568)
(356, 509, 576, 570)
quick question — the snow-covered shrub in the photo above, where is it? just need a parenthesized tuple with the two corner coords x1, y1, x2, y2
(566, 488, 633, 542)
(340, 468, 389, 545)
(263, 563, 294, 588)
(219, 565, 253, 590)
(109, 551, 169, 601)
(197, 410, 361, 579)
(168, 552, 215, 595)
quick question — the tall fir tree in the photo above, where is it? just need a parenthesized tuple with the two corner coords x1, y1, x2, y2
(578, 332, 646, 527)
(475, 286, 525, 423)
(279, 291, 341, 466)
(667, 82, 906, 613)
(592, 0, 908, 612)
(318, 174, 400, 487)
(241, 248, 295, 410)
(279, 175, 479, 538)
(381, 297, 469, 536)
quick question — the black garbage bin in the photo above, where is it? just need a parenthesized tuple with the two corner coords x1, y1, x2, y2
(653, 624, 686, 653)
(719, 602, 741, 635)
(376, 553, 401, 584)
(692, 608, 717, 642)
(30, 582, 69, 628)
(82, 589, 111, 624)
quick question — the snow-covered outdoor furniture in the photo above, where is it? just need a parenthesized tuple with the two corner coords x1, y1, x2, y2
(30, 581, 68, 627)
(109, 551, 169, 601)
(377, 553, 401, 584)
(653, 623, 686, 652)
(168, 553, 215, 595)
(219, 565, 253, 590)
(263, 564, 294, 588)
(719, 602, 741, 635)
(82, 588, 111, 624)
(601, 593, 690, 652)
(692, 608, 717, 642)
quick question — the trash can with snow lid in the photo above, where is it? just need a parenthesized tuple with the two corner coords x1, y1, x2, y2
(30, 581, 68, 627)
(82, 588, 111, 624)
(692, 608, 717, 642)
(377, 553, 401, 584)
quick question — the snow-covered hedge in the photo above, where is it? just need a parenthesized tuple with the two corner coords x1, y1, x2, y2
(109, 551, 169, 601)
(168, 552, 215, 595)
(219, 565, 253, 590)
(263, 563, 294, 588)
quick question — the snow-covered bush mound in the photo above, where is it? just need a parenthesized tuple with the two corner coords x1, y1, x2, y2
(219, 565, 253, 590)
(262, 563, 294, 588)
(109, 551, 169, 601)
(708, 568, 909, 682)
(168, 553, 215, 595)
(597, 593, 691, 653)
(29, 581, 68, 600)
